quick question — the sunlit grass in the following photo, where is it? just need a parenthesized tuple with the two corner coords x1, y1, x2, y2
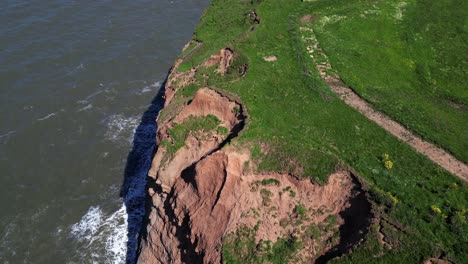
(166, 0, 468, 262)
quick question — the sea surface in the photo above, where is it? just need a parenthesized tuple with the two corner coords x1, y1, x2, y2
(0, 1, 209, 263)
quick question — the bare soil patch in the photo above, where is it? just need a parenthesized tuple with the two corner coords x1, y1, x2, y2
(301, 14, 319, 23)
(263, 55, 277, 62)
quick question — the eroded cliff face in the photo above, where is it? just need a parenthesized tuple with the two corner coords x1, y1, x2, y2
(137, 48, 372, 264)
(147, 87, 243, 194)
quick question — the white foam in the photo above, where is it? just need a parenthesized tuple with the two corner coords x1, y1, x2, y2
(30, 205, 49, 222)
(77, 90, 104, 105)
(70, 205, 128, 264)
(70, 206, 103, 242)
(140, 81, 161, 94)
(88, 90, 104, 99)
(0, 221, 17, 261)
(37, 112, 57, 121)
(0, 130, 16, 138)
(66, 63, 85, 76)
(78, 104, 93, 112)
(104, 206, 128, 264)
(140, 86, 152, 93)
(104, 114, 139, 144)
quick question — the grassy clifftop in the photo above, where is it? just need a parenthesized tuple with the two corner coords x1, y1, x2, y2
(155, 0, 467, 262)
(310, 0, 468, 163)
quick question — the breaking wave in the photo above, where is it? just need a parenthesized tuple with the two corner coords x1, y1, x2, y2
(104, 114, 140, 144)
(139, 81, 161, 94)
(70, 205, 128, 264)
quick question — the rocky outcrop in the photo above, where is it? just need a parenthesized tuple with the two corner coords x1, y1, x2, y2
(203, 48, 234, 75)
(138, 48, 372, 264)
(138, 84, 247, 263)
(163, 48, 236, 107)
(140, 139, 371, 263)
(147, 87, 243, 194)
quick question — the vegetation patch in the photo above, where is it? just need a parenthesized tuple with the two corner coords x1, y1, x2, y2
(294, 203, 308, 219)
(178, 0, 262, 72)
(260, 188, 273, 206)
(222, 225, 302, 264)
(258, 178, 281, 186)
(161, 114, 223, 155)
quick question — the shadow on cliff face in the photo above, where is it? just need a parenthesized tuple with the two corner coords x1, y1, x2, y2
(315, 176, 373, 264)
(120, 79, 166, 264)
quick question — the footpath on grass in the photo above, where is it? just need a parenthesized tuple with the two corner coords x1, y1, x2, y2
(300, 26, 468, 182)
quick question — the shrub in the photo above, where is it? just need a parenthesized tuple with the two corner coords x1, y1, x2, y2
(382, 153, 394, 169)
(294, 204, 307, 218)
(260, 178, 281, 186)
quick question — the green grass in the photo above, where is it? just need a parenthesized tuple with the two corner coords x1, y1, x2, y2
(260, 188, 273, 197)
(222, 225, 302, 264)
(166, 0, 468, 262)
(177, 0, 261, 71)
(258, 178, 281, 186)
(307, 0, 468, 162)
(161, 114, 222, 155)
(294, 203, 307, 219)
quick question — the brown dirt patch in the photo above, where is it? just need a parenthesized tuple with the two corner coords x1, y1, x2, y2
(203, 48, 235, 75)
(173, 88, 240, 128)
(425, 257, 455, 264)
(446, 99, 467, 112)
(141, 146, 372, 263)
(263, 55, 278, 62)
(162, 48, 238, 107)
(301, 14, 319, 23)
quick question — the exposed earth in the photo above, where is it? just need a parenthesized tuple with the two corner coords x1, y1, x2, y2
(138, 58, 372, 263)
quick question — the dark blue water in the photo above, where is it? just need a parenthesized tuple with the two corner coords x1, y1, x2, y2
(0, 1, 209, 263)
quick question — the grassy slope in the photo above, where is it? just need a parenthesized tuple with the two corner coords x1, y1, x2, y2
(172, 0, 467, 262)
(161, 114, 224, 155)
(310, 0, 468, 162)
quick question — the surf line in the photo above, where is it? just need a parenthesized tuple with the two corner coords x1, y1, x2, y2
(37, 112, 57, 121)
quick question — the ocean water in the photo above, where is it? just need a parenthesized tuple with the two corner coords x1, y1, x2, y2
(0, 1, 209, 263)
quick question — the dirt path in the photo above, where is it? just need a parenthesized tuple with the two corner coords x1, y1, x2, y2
(300, 26, 468, 182)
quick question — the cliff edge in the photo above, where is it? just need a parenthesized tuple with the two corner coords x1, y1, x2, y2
(137, 47, 371, 263)
(136, 0, 468, 263)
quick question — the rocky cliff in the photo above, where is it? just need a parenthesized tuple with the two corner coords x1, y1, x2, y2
(136, 45, 372, 263)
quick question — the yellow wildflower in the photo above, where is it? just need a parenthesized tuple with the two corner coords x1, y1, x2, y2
(384, 160, 394, 169)
(388, 193, 399, 205)
(431, 205, 442, 214)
